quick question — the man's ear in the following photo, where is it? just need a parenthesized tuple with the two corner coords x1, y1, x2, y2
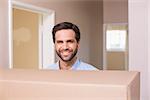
(77, 42, 80, 49)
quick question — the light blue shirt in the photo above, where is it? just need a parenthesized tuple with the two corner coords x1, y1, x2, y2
(46, 59, 98, 70)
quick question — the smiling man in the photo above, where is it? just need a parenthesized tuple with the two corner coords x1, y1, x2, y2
(48, 22, 98, 70)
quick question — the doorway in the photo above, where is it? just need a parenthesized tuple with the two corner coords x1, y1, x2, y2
(103, 23, 128, 70)
(9, 1, 55, 69)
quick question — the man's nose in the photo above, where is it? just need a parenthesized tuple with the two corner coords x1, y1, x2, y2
(62, 42, 68, 49)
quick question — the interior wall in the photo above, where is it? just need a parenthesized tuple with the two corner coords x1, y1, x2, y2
(89, 1, 103, 69)
(13, 8, 39, 69)
(17, 0, 103, 69)
(148, 0, 150, 99)
(107, 52, 125, 70)
(128, 0, 148, 99)
(103, 0, 128, 23)
(0, 0, 9, 68)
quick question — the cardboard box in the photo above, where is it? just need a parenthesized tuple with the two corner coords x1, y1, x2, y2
(0, 69, 140, 100)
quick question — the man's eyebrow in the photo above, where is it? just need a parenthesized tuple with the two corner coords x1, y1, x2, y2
(67, 39, 75, 42)
(56, 40, 63, 42)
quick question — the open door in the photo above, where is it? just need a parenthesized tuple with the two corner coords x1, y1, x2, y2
(9, 1, 55, 69)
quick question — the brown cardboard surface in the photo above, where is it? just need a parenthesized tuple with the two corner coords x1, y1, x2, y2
(0, 69, 140, 100)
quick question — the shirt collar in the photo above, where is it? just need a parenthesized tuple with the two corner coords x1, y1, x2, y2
(56, 59, 80, 70)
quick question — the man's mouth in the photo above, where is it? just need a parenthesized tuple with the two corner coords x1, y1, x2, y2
(62, 51, 71, 56)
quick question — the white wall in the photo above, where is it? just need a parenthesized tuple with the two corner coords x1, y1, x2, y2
(128, 0, 149, 99)
(0, 0, 9, 68)
(148, 0, 150, 99)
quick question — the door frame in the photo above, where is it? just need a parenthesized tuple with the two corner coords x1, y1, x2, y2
(9, 0, 55, 69)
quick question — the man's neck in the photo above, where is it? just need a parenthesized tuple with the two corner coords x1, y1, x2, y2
(59, 57, 77, 70)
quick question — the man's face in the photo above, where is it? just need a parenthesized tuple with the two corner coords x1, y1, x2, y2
(55, 29, 79, 62)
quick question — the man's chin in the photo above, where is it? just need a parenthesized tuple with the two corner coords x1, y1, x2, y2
(61, 57, 71, 62)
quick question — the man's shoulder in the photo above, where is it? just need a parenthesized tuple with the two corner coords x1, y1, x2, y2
(45, 63, 59, 70)
(78, 60, 98, 70)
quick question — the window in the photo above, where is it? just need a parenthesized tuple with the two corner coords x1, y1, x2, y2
(106, 30, 126, 51)
(106, 24, 127, 51)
